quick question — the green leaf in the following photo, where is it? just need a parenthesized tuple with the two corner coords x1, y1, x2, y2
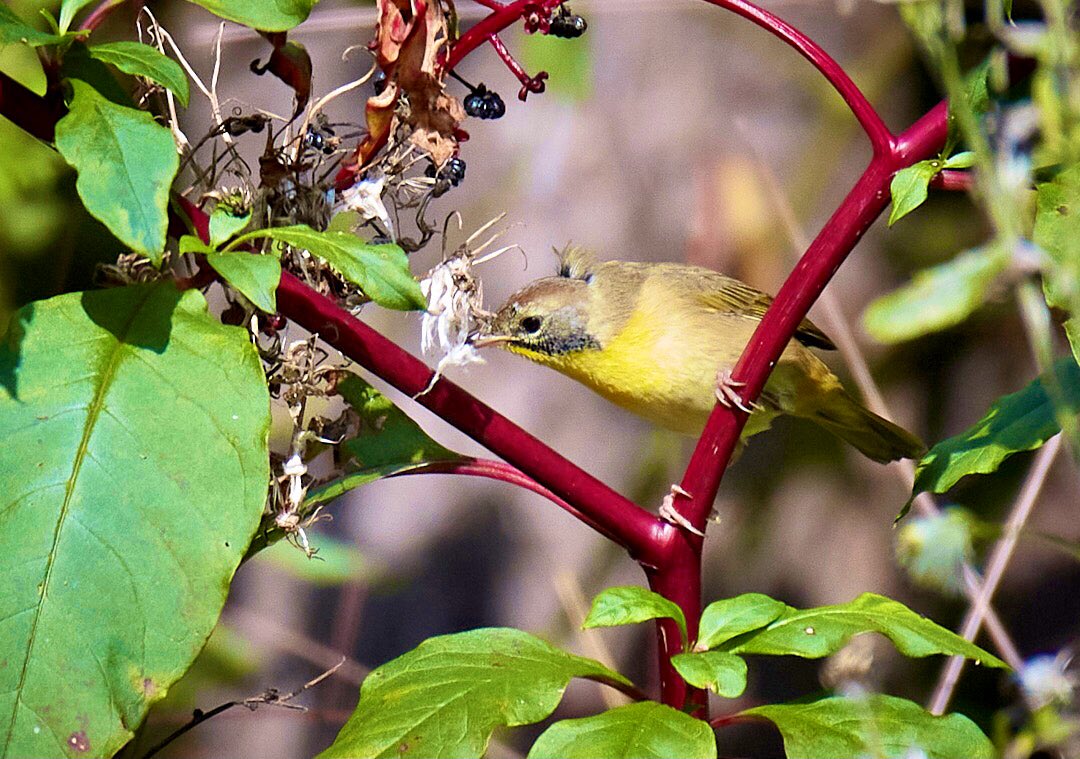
(260, 534, 381, 586)
(944, 151, 976, 169)
(179, 235, 214, 256)
(88, 41, 190, 107)
(671, 652, 747, 698)
(58, 0, 95, 34)
(184, 0, 317, 32)
(206, 251, 282, 313)
(695, 593, 787, 651)
(317, 628, 631, 759)
(583, 586, 688, 647)
(0, 5, 67, 47)
(209, 208, 252, 247)
(888, 159, 941, 226)
(863, 246, 1007, 343)
(1034, 166, 1080, 366)
(305, 373, 463, 508)
(0, 282, 270, 757)
(234, 225, 426, 310)
(55, 80, 179, 262)
(528, 702, 717, 759)
(721, 593, 1006, 668)
(745, 694, 993, 759)
(912, 357, 1080, 495)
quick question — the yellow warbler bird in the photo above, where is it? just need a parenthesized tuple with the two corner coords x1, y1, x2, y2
(475, 248, 923, 463)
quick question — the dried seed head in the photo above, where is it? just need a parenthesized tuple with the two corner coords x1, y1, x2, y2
(417, 219, 516, 394)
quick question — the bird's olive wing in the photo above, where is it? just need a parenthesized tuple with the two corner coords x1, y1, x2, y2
(693, 277, 837, 351)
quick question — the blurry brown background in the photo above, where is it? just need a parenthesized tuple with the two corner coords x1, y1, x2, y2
(1, 1, 1077, 756)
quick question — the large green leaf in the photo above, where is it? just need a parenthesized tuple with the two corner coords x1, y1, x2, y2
(0, 5, 68, 47)
(88, 42, 190, 107)
(55, 80, 179, 262)
(863, 246, 1006, 343)
(233, 226, 425, 311)
(695, 593, 787, 651)
(305, 373, 463, 509)
(744, 695, 993, 759)
(317, 628, 632, 759)
(583, 586, 688, 647)
(0, 283, 270, 757)
(913, 358, 1080, 495)
(183, 0, 317, 33)
(721, 593, 1006, 667)
(1034, 166, 1080, 365)
(528, 702, 717, 759)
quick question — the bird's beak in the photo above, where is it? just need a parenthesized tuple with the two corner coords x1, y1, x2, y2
(470, 333, 515, 348)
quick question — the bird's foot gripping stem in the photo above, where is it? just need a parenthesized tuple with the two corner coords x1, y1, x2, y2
(659, 484, 705, 537)
(715, 368, 759, 414)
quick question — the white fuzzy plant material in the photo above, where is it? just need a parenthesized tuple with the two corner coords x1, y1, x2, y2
(419, 252, 489, 393)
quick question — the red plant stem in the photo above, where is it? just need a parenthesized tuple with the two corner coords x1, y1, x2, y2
(675, 101, 948, 534)
(387, 458, 621, 539)
(487, 34, 547, 100)
(446, 0, 562, 70)
(931, 168, 974, 192)
(79, 0, 127, 32)
(273, 272, 672, 566)
(702, 0, 893, 157)
(0, 72, 64, 142)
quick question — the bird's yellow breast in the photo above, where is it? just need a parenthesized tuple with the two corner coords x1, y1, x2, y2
(512, 281, 758, 435)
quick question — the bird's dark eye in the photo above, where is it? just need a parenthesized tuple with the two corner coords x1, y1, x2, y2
(520, 315, 543, 334)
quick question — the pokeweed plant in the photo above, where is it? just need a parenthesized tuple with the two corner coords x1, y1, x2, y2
(0, 0, 1074, 757)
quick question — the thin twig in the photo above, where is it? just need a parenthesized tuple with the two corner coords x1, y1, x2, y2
(139, 659, 345, 759)
(929, 435, 1063, 714)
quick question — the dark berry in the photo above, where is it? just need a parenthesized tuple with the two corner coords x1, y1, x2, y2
(464, 92, 486, 118)
(373, 71, 388, 94)
(550, 8, 587, 38)
(486, 92, 506, 118)
(445, 157, 466, 186)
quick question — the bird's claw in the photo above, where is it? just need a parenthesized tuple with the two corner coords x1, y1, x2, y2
(715, 368, 759, 414)
(659, 484, 705, 537)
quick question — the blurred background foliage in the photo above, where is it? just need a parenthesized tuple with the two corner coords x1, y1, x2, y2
(3, 0, 1079, 757)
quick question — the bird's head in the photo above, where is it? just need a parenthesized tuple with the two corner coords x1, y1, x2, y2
(474, 248, 603, 364)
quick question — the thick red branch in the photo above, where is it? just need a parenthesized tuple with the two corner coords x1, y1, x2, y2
(674, 103, 948, 536)
(274, 272, 670, 566)
(386, 457, 619, 538)
(171, 195, 670, 564)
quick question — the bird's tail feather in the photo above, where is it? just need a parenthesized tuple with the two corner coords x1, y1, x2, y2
(810, 391, 925, 464)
